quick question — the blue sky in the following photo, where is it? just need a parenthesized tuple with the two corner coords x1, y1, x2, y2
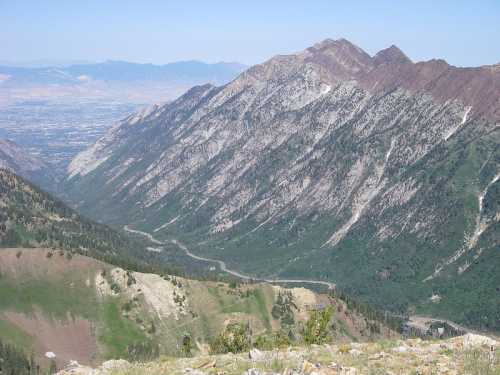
(1, 0, 499, 67)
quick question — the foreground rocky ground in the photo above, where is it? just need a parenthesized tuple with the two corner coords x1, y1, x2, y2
(58, 334, 499, 375)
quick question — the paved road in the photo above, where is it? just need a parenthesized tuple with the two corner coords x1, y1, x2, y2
(123, 226, 498, 337)
(124, 225, 163, 245)
(124, 226, 335, 290)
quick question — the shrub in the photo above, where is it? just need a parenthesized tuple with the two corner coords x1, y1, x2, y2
(126, 271, 136, 286)
(338, 344, 351, 354)
(254, 330, 291, 351)
(271, 291, 297, 328)
(210, 322, 251, 354)
(303, 307, 333, 345)
(0, 338, 40, 375)
(126, 341, 159, 362)
(181, 334, 194, 356)
(110, 282, 121, 293)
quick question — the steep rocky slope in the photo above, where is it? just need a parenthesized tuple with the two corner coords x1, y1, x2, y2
(64, 39, 500, 331)
(0, 138, 56, 189)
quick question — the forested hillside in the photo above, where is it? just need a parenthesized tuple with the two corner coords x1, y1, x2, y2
(0, 168, 146, 267)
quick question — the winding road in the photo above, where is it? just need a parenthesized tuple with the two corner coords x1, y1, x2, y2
(124, 225, 335, 289)
(123, 226, 495, 337)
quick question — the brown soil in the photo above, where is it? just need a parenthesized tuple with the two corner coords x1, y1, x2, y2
(0, 248, 104, 367)
(0, 248, 106, 280)
(3, 310, 97, 367)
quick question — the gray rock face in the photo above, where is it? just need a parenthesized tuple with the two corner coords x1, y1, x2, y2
(0, 138, 56, 189)
(64, 39, 500, 330)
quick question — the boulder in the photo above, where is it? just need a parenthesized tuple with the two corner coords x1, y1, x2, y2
(249, 348, 265, 360)
(348, 348, 363, 356)
(243, 369, 263, 375)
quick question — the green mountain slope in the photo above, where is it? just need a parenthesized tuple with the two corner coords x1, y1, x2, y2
(0, 168, 141, 262)
(0, 248, 392, 369)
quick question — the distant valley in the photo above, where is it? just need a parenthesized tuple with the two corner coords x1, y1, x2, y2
(0, 101, 139, 172)
(0, 60, 247, 108)
(0, 60, 246, 172)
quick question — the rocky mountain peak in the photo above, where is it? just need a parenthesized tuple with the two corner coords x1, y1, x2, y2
(309, 37, 363, 53)
(235, 38, 499, 122)
(303, 38, 374, 79)
(374, 45, 412, 65)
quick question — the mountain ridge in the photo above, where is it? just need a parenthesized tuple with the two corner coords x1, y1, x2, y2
(63, 38, 500, 331)
(0, 138, 57, 190)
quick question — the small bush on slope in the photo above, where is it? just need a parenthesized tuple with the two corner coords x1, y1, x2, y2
(210, 322, 251, 354)
(303, 307, 333, 345)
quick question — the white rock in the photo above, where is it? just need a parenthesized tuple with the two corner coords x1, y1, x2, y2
(393, 346, 408, 353)
(244, 369, 263, 375)
(45, 351, 56, 359)
(184, 369, 206, 375)
(101, 359, 130, 370)
(349, 348, 363, 356)
(249, 348, 265, 360)
(463, 333, 498, 349)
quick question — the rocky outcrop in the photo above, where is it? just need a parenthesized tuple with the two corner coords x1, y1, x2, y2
(56, 334, 499, 374)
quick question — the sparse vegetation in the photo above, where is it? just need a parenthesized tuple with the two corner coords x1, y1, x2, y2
(254, 330, 290, 351)
(0, 338, 40, 375)
(210, 322, 252, 354)
(99, 300, 150, 359)
(463, 348, 500, 375)
(181, 334, 194, 357)
(57, 335, 500, 375)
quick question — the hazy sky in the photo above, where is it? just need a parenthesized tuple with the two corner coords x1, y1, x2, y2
(1, 0, 499, 67)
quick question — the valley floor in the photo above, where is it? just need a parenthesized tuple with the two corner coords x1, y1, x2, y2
(58, 334, 499, 375)
(124, 226, 335, 289)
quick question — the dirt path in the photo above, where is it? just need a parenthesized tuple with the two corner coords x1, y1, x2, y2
(124, 226, 335, 289)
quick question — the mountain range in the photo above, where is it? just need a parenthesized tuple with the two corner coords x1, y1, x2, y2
(0, 60, 247, 87)
(63, 38, 500, 332)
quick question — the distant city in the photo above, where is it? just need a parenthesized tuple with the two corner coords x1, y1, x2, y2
(0, 100, 139, 169)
